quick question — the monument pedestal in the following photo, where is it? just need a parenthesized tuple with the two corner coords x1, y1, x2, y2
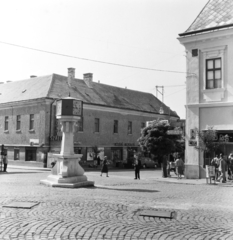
(40, 154, 94, 188)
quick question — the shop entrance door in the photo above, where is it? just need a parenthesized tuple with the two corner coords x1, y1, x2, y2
(25, 148, 37, 161)
(14, 149, 20, 160)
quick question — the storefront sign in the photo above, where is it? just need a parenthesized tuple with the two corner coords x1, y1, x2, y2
(50, 136, 62, 141)
(167, 130, 183, 135)
(114, 143, 135, 147)
(217, 133, 233, 142)
(29, 139, 39, 146)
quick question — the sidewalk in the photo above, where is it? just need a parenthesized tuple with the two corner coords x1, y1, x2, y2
(5, 164, 233, 186)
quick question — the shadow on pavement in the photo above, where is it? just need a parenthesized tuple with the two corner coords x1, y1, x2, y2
(0, 172, 42, 175)
(92, 186, 159, 193)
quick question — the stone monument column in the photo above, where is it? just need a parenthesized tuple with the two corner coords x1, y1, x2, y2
(40, 97, 94, 188)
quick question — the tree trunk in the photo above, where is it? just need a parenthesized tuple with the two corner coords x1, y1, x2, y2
(162, 156, 168, 178)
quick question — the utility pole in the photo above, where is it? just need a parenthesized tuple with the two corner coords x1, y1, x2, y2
(156, 86, 164, 102)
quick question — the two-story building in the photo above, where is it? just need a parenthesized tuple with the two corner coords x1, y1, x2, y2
(178, 0, 233, 178)
(0, 68, 179, 167)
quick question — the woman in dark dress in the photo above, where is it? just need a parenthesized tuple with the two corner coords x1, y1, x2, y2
(100, 156, 109, 177)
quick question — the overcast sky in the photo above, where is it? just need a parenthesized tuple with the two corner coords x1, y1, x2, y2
(0, 0, 208, 119)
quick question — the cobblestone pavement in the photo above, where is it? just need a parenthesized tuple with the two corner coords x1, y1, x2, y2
(0, 169, 233, 240)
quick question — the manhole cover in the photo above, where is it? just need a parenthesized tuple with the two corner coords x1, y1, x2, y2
(3, 202, 39, 209)
(139, 210, 175, 219)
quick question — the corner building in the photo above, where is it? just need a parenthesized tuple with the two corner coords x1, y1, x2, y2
(178, 0, 233, 178)
(0, 68, 179, 167)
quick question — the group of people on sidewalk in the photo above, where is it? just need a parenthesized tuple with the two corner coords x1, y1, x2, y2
(211, 153, 233, 183)
(167, 155, 184, 179)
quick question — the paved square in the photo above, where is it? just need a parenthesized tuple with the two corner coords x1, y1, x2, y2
(0, 168, 233, 240)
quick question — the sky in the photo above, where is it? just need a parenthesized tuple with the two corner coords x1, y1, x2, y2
(0, 0, 209, 119)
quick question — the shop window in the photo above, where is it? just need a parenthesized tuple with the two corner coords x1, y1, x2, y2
(25, 148, 37, 161)
(29, 114, 34, 130)
(16, 115, 21, 131)
(94, 118, 99, 133)
(113, 120, 118, 133)
(4, 116, 9, 131)
(128, 121, 132, 134)
(206, 58, 222, 89)
(141, 122, 146, 129)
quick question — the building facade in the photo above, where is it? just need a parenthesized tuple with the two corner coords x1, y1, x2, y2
(0, 68, 179, 167)
(178, 0, 233, 178)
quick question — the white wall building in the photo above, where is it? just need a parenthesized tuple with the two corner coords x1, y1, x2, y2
(178, 0, 233, 178)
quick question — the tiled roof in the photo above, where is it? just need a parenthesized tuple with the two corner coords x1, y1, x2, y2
(0, 74, 179, 118)
(184, 0, 233, 34)
(0, 75, 53, 104)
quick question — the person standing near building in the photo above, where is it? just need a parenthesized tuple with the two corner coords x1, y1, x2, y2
(228, 153, 233, 180)
(134, 155, 141, 180)
(3, 153, 8, 172)
(211, 154, 219, 180)
(217, 154, 227, 183)
(100, 156, 109, 177)
(175, 156, 184, 179)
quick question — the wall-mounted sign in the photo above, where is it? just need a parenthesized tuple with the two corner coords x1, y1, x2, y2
(50, 136, 62, 141)
(190, 129, 196, 139)
(114, 143, 136, 147)
(189, 140, 197, 146)
(167, 130, 183, 135)
(29, 139, 39, 146)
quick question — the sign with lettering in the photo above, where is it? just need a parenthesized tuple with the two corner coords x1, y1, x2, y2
(50, 136, 62, 141)
(167, 130, 183, 135)
(29, 139, 39, 145)
(114, 143, 135, 147)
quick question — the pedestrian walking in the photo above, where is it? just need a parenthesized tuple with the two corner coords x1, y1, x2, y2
(134, 155, 141, 180)
(175, 156, 184, 179)
(228, 153, 233, 180)
(100, 156, 109, 177)
(3, 153, 8, 172)
(211, 154, 219, 180)
(217, 154, 227, 183)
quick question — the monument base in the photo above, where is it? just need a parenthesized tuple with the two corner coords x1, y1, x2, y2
(40, 175, 94, 188)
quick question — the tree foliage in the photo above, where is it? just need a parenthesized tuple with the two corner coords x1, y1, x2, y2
(137, 120, 182, 162)
(194, 126, 220, 153)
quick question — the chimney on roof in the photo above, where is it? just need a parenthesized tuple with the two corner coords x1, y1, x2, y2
(83, 73, 93, 88)
(68, 68, 75, 87)
(30, 75, 37, 78)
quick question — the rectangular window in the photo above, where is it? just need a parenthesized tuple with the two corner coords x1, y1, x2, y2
(16, 115, 21, 130)
(113, 120, 118, 133)
(29, 114, 34, 130)
(141, 122, 146, 129)
(94, 118, 100, 132)
(4, 116, 9, 131)
(128, 121, 132, 134)
(206, 58, 222, 89)
(77, 117, 83, 132)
